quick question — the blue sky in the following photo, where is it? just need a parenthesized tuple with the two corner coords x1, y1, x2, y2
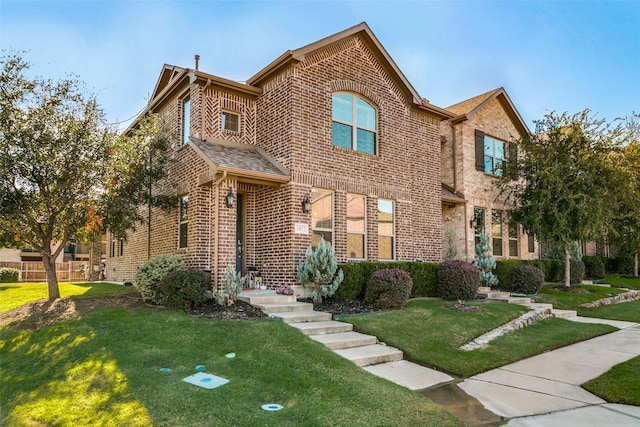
(2, 1, 638, 130)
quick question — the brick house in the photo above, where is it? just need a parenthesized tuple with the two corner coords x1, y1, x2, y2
(106, 22, 455, 288)
(440, 88, 539, 262)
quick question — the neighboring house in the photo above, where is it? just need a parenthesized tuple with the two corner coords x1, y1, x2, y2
(440, 88, 539, 262)
(106, 22, 454, 288)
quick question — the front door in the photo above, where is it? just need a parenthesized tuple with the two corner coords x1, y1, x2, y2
(235, 193, 244, 273)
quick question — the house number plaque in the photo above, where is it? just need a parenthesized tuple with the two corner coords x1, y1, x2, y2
(294, 223, 309, 235)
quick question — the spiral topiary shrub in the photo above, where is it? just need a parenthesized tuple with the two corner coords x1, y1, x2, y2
(134, 254, 185, 304)
(364, 268, 413, 309)
(159, 269, 207, 310)
(0, 267, 19, 283)
(436, 260, 480, 301)
(512, 264, 545, 294)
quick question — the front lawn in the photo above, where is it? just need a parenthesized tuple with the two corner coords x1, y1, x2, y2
(342, 299, 616, 377)
(583, 356, 640, 406)
(580, 300, 640, 322)
(1, 306, 461, 427)
(600, 274, 640, 290)
(0, 282, 132, 312)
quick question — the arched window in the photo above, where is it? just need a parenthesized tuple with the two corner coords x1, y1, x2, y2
(332, 93, 377, 154)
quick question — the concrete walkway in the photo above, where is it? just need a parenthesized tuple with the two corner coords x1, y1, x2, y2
(459, 317, 640, 425)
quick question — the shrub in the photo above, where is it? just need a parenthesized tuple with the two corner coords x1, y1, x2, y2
(436, 260, 480, 302)
(475, 233, 498, 288)
(333, 263, 365, 301)
(218, 265, 245, 305)
(608, 255, 634, 275)
(560, 259, 585, 285)
(583, 256, 606, 279)
(406, 262, 439, 298)
(512, 265, 545, 294)
(443, 226, 461, 260)
(529, 259, 563, 282)
(134, 254, 185, 304)
(0, 267, 19, 283)
(494, 260, 524, 291)
(364, 268, 413, 309)
(159, 269, 207, 310)
(296, 238, 343, 303)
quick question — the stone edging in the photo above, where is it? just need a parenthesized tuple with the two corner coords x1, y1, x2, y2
(580, 290, 640, 308)
(459, 308, 552, 351)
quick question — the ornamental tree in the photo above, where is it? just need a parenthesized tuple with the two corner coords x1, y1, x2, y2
(0, 53, 173, 300)
(475, 232, 498, 288)
(496, 110, 623, 287)
(296, 238, 344, 303)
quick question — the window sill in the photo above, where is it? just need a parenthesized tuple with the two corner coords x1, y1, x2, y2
(332, 145, 378, 158)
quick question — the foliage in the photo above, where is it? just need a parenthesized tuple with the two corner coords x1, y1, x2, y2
(474, 233, 498, 288)
(133, 254, 184, 304)
(0, 267, 19, 283)
(333, 263, 365, 301)
(607, 255, 635, 275)
(296, 238, 343, 303)
(405, 262, 439, 298)
(0, 52, 174, 300)
(583, 256, 606, 279)
(214, 265, 245, 306)
(529, 258, 563, 282)
(436, 260, 480, 302)
(512, 265, 545, 294)
(493, 260, 522, 291)
(158, 269, 207, 310)
(562, 259, 585, 285)
(544, 241, 582, 261)
(497, 110, 624, 286)
(364, 268, 413, 309)
(442, 226, 461, 260)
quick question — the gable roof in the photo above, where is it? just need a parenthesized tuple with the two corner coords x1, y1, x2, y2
(248, 22, 453, 119)
(447, 87, 529, 136)
(189, 138, 289, 186)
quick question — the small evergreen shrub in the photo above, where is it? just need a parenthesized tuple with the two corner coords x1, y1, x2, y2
(218, 265, 245, 305)
(296, 238, 343, 303)
(0, 267, 19, 283)
(583, 256, 606, 279)
(530, 259, 563, 282)
(512, 265, 545, 294)
(406, 262, 439, 298)
(364, 268, 413, 309)
(159, 269, 207, 310)
(494, 260, 524, 291)
(436, 260, 480, 301)
(608, 255, 634, 275)
(134, 254, 184, 304)
(333, 263, 365, 301)
(475, 233, 498, 288)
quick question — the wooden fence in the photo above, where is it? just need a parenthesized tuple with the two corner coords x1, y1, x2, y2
(0, 261, 88, 282)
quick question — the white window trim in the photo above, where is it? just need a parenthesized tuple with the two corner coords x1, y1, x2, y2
(178, 195, 189, 249)
(332, 92, 378, 154)
(378, 199, 395, 261)
(311, 188, 334, 247)
(181, 95, 191, 145)
(221, 110, 241, 133)
(346, 193, 367, 260)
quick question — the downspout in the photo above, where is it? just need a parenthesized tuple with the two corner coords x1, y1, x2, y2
(212, 170, 227, 289)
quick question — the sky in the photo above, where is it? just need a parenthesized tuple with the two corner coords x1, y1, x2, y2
(1, 0, 638, 130)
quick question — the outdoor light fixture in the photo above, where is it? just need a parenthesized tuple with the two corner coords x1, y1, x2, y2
(301, 194, 311, 213)
(225, 187, 235, 208)
(470, 217, 478, 230)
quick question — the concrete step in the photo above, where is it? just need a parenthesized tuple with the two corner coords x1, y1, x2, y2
(269, 310, 332, 323)
(491, 297, 533, 304)
(237, 292, 296, 305)
(552, 309, 578, 318)
(333, 344, 403, 367)
(521, 302, 554, 311)
(290, 320, 354, 335)
(478, 286, 492, 293)
(255, 301, 313, 313)
(309, 331, 378, 350)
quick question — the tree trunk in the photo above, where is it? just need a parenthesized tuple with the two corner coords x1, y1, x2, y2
(634, 252, 639, 278)
(564, 248, 571, 287)
(42, 254, 61, 300)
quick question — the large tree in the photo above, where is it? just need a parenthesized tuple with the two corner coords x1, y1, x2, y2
(0, 53, 173, 300)
(497, 110, 623, 287)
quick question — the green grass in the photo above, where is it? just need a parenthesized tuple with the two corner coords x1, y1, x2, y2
(1, 307, 461, 427)
(579, 300, 640, 322)
(0, 282, 132, 312)
(600, 274, 640, 290)
(583, 356, 640, 406)
(341, 300, 616, 377)
(535, 284, 627, 310)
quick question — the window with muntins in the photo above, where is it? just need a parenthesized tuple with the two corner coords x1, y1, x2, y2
(509, 221, 519, 257)
(492, 209, 503, 256)
(311, 188, 333, 248)
(182, 96, 190, 145)
(484, 135, 505, 176)
(473, 207, 486, 246)
(332, 93, 376, 155)
(347, 194, 366, 259)
(378, 199, 394, 260)
(178, 196, 188, 248)
(222, 111, 240, 132)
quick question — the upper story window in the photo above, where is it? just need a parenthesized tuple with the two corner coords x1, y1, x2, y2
(182, 96, 191, 145)
(222, 111, 240, 132)
(332, 93, 377, 155)
(178, 195, 188, 249)
(311, 188, 333, 248)
(378, 199, 395, 260)
(475, 130, 506, 176)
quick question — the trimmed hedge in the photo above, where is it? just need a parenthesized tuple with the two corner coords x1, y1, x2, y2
(364, 268, 413, 309)
(0, 267, 19, 283)
(436, 260, 480, 301)
(512, 265, 545, 294)
(583, 256, 606, 279)
(608, 255, 635, 275)
(334, 261, 438, 301)
(159, 269, 208, 310)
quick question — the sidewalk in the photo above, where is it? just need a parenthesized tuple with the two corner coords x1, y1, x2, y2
(458, 317, 640, 425)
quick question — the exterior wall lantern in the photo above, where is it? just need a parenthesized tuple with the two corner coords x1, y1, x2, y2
(469, 217, 479, 230)
(225, 187, 235, 208)
(301, 194, 311, 213)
